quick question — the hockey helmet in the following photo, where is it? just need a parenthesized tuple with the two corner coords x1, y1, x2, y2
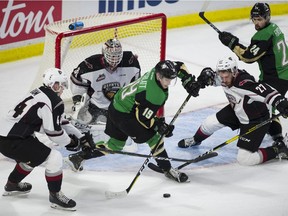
(155, 60, 177, 79)
(43, 68, 68, 91)
(102, 38, 123, 68)
(250, 3, 270, 19)
(216, 57, 238, 76)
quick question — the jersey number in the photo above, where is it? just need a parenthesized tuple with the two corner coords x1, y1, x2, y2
(250, 44, 260, 56)
(13, 96, 33, 118)
(121, 79, 141, 100)
(255, 83, 267, 93)
(142, 108, 153, 119)
(277, 40, 288, 66)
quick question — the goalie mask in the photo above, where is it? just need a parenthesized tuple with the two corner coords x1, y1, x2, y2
(102, 38, 123, 71)
(43, 68, 68, 92)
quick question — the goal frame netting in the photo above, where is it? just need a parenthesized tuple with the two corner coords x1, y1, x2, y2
(36, 12, 167, 116)
(54, 13, 166, 69)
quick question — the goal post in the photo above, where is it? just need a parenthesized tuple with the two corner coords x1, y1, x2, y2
(34, 12, 166, 116)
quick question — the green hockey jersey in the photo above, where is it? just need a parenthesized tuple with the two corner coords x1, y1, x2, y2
(113, 68, 168, 129)
(234, 22, 288, 81)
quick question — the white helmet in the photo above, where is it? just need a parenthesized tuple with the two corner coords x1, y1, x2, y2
(216, 57, 238, 76)
(102, 38, 123, 69)
(43, 68, 68, 91)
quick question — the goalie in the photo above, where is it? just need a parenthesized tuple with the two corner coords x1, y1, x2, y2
(70, 38, 141, 124)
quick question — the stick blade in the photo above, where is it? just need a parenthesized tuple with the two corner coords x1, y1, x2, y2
(105, 190, 128, 199)
(199, 11, 205, 18)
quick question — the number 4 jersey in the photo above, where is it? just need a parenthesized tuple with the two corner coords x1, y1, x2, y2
(0, 86, 71, 145)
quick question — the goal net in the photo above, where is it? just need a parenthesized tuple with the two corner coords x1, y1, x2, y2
(33, 12, 167, 115)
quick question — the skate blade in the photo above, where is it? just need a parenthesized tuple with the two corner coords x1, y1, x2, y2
(50, 203, 76, 211)
(63, 157, 83, 172)
(2, 190, 31, 196)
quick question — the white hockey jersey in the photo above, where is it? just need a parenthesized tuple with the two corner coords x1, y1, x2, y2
(218, 69, 283, 124)
(0, 86, 80, 146)
(70, 51, 141, 109)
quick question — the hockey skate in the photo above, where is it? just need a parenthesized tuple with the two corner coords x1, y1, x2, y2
(275, 134, 288, 160)
(49, 191, 76, 211)
(3, 181, 32, 196)
(164, 167, 190, 183)
(178, 137, 201, 148)
(64, 153, 84, 172)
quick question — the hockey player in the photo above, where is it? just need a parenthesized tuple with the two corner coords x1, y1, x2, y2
(70, 38, 141, 124)
(178, 57, 288, 166)
(66, 60, 201, 182)
(218, 2, 288, 142)
(0, 68, 92, 211)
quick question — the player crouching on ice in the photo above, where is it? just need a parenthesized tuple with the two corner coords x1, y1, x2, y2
(0, 68, 93, 211)
(178, 57, 288, 166)
(65, 60, 201, 183)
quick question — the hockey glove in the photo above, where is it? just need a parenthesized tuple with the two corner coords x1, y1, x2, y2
(66, 131, 94, 152)
(181, 74, 201, 97)
(219, 31, 239, 50)
(66, 134, 82, 151)
(275, 98, 288, 118)
(154, 118, 174, 137)
(81, 131, 95, 151)
(197, 67, 216, 88)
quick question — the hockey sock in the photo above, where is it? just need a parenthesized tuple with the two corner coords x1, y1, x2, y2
(8, 163, 32, 183)
(46, 172, 63, 192)
(107, 137, 126, 151)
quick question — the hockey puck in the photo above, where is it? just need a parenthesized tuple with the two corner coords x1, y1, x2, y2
(163, 193, 171, 198)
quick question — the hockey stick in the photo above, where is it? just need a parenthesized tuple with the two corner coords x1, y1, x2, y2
(148, 151, 218, 174)
(105, 94, 193, 199)
(199, 11, 221, 34)
(95, 147, 214, 162)
(148, 113, 282, 173)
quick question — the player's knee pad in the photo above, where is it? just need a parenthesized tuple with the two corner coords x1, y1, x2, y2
(45, 149, 63, 173)
(200, 114, 225, 135)
(237, 148, 261, 166)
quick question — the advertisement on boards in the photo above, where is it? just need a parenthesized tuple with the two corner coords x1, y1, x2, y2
(98, 0, 178, 13)
(0, 0, 62, 46)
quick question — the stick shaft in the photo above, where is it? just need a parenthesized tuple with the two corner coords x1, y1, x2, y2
(125, 94, 192, 194)
(177, 113, 281, 170)
(96, 147, 200, 162)
(199, 12, 221, 33)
